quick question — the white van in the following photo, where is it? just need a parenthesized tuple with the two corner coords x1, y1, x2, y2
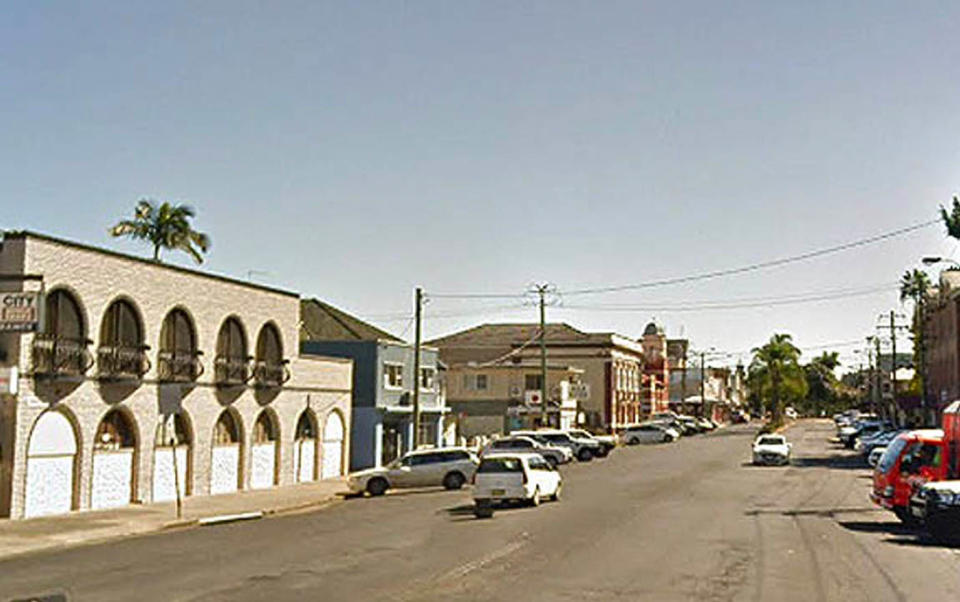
(473, 453, 562, 518)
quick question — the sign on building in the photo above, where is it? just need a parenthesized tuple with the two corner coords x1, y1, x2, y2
(0, 292, 42, 332)
(0, 366, 18, 395)
(570, 382, 590, 401)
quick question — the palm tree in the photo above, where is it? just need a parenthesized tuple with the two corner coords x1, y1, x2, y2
(941, 195, 960, 239)
(751, 333, 804, 425)
(900, 268, 932, 413)
(110, 199, 210, 263)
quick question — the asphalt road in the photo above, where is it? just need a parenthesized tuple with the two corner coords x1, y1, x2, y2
(4, 420, 960, 602)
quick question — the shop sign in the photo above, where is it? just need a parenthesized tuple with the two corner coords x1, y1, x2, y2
(0, 366, 18, 395)
(0, 292, 42, 332)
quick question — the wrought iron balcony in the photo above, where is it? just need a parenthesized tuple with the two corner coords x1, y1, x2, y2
(157, 349, 204, 382)
(97, 344, 151, 380)
(32, 333, 94, 377)
(214, 355, 251, 386)
(253, 359, 290, 388)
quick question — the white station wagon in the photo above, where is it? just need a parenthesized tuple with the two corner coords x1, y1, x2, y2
(347, 448, 479, 496)
(473, 452, 562, 518)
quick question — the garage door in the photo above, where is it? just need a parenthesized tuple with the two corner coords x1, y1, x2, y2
(24, 411, 77, 518)
(210, 444, 240, 494)
(91, 450, 134, 509)
(321, 412, 344, 479)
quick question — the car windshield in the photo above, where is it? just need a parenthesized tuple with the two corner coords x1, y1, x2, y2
(478, 457, 524, 473)
(878, 437, 909, 473)
(758, 437, 784, 446)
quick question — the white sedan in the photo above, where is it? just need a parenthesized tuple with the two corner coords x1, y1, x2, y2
(752, 434, 791, 466)
(473, 453, 562, 518)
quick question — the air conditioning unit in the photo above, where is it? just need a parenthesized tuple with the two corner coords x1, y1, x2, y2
(509, 385, 522, 399)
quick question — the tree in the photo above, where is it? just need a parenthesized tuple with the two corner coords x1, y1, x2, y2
(900, 268, 932, 413)
(110, 199, 210, 263)
(940, 195, 960, 240)
(803, 351, 841, 416)
(749, 333, 807, 426)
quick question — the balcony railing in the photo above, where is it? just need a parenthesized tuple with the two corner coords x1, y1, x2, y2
(214, 355, 252, 386)
(32, 334, 94, 377)
(253, 359, 290, 388)
(97, 344, 151, 380)
(157, 349, 204, 382)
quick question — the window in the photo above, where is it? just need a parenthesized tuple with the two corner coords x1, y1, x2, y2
(476, 374, 488, 390)
(98, 299, 148, 379)
(158, 309, 200, 382)
(462, 373, 488, 391)
(33, 289, 90, 376)
(525, 374, 543, 391)
(478, 457, 524, 473)
(384, 363, 404, 388)
(420, 367, 435, 390)
(528, 457, 552, 471)
(254, 324, 287, 387)
(215, 318, 248, 384)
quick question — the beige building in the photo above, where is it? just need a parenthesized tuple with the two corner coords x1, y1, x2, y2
(444, 361, 583, 439)
(428, 323, 647, 431)
(0, 231, 352, 519)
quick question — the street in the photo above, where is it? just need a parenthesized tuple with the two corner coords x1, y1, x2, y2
(4, 420, 960, 601)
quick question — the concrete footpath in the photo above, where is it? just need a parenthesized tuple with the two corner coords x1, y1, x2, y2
(0, 478, 348, 560)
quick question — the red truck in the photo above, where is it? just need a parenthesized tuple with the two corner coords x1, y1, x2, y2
(870, 401, 960, 522)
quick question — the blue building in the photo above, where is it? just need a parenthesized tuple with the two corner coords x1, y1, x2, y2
(300, 299, 446, 471)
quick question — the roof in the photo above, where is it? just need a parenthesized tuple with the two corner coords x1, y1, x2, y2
(300, 298, 403, 343)
(2, 230, 297, 297)
(427, 322, 615, 347)
(643, 322, 663, 336)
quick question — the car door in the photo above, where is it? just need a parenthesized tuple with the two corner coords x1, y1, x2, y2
(411, 452, 443, 487)
(386, 454, 417, 487)
(527, 455, 558, 495)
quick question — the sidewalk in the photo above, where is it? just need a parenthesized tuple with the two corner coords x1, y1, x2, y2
(0, 478, 348, 560)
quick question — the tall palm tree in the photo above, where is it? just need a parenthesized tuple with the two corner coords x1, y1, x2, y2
(941, 195, 960, 240)
(900, 268, 932, 412)
(751, 333, 803, 424)
(110, 199, 211, 263)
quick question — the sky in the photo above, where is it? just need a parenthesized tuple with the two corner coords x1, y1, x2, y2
(2, 1, 957, 370)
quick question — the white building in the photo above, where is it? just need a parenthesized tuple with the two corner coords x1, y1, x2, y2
(0, 231, 353, 519)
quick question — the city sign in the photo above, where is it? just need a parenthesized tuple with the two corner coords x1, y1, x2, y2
(0, 292, 42, 332)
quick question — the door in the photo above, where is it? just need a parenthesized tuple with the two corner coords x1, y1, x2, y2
(322, 412, 345, 478)
(152, 446, 188, 502)
(24, 412, 77, 518)
(210, 411, 242, 494)
(90, 410, 137, 510)
(295, 439, 316, 482)
(250, 411, 279, 490)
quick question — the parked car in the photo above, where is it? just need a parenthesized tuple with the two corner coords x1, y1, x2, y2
(481, 436, 572, 466)
(910, 480, 960, 543)
(513, 429, 599, 461)
(347, 447, 479, 496)
(473, 452, 563, 518)
(785, 407, 799, 420)
(752, 434, 791, 465)
(868, 446, 887, 468)
(621, 423, 679, 445)
(565, 428, 617, 457)
(677, 415, 704, 434)
(839, 420, 888, 449)
(872, 429, 945, 523)
(696, 417, 716, 431)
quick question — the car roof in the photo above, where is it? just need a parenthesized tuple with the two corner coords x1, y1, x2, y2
(405, 447, 472, 456)
(480, 452, 540, 461)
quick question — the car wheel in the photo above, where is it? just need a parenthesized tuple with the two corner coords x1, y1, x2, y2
(474, 501, 494, 519)
(366, 478, 388, 497)
(894, 506, 920, 527)
(443, 472, 465, 490)
(596, 447, 609, 458)
(627, 438, 639, 446)
(550, 482, 562, 502)
(530, 487, 541, 507)
(546, 456, 558, 468)
(577, 448, 594, 462)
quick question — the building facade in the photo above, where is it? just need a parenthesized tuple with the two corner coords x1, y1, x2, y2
(0, 232, 352, 519)
(300, 299, 446, 471)
(428, 323, 647, 431)
(640, 322, 670, 415)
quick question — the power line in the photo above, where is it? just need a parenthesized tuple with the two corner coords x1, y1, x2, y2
(558, 283, 897, 312)
(562, 218, 938, 296)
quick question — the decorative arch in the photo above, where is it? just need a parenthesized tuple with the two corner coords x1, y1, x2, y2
(294, 408, 319, 483)
(153, 411, 194, 501)
(253, 322, 288, 388)
(98, 296, 149, 379)
(321, 410, 346, 479)
(210, 409, 244, 494)
(34, 287, 92, 377)
(250, 409, 280, 489)
(158, 307, 201, 382)
(215, 316, 249, 385)
(90, 407, 139, 510)
(24, 408, 82, 517)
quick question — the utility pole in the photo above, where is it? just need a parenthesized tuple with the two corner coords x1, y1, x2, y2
(681, 343, 688, 415)
(874, 336, 882, 418)
(890, 310, 898, 426)
(699, 351, 706, 419)
(537, 283, 549, 427)
(412, 287, 423, 449)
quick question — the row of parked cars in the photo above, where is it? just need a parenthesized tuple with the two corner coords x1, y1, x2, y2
(833, 406, 960, 544)
(619, 413, 721, 445)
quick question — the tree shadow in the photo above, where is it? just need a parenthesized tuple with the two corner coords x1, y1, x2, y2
(837, 520, 919, 537)
(791, 454, 868, 471)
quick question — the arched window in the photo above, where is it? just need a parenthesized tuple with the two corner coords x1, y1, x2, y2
(215, 317, 249, 385)
(253, 411, 278, 444)
(254, 324, 288, 387)
(98, 299, 149, 379)
(213, 411, 241, 445)
(158, 309, 201, 382)
(296, 411, 317, 440)
(94, 409, 137, 450)
(33, 289, 92, 376)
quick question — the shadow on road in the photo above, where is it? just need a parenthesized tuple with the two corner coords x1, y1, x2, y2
(791, 454, 867, 471)
(838, 520, 918, 537)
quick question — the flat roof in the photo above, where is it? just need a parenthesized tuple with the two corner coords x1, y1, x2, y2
(3, 230, 298, 298)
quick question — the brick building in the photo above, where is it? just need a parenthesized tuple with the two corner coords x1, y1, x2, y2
(0, 231, 352, 519)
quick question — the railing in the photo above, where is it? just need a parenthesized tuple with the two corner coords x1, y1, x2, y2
(97, 344, 151, 380)
(157, 349, 204, 382)
(253, 359, 290, 388)
(214, 355, 251, 386)
(32, 334, 94, 377)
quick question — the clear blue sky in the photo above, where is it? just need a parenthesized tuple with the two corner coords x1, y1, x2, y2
(3, 1, 956, 368)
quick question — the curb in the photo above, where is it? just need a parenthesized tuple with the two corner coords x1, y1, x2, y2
(198, 511, 264, 526)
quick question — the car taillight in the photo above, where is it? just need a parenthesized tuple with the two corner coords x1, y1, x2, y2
(522, 471, 528, 485)
(471, 473, 477, 485)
